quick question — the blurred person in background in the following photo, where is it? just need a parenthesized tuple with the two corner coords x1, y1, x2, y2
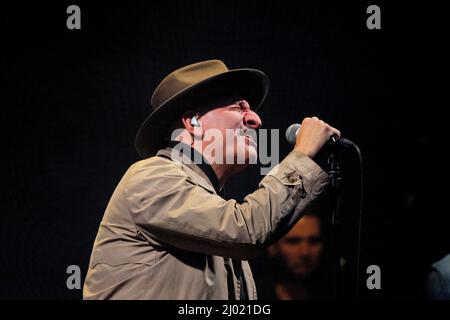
(261, 211, 333, 299)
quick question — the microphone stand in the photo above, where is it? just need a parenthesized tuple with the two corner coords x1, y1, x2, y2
(328, 141, 343, 299)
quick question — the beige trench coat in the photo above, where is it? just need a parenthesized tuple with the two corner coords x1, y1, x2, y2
(83, 146, 328, 299)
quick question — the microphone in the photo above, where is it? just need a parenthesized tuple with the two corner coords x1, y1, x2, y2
(285, 123, 354, 147)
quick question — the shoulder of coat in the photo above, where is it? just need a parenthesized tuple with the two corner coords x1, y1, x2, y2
(130, 156, 188, 178)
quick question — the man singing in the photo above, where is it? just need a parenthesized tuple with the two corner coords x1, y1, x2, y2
(83, 60, 340, 299)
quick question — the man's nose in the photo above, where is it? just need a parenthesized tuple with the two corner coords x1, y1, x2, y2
(298, 245, 312, 258)
(243, 110, 262, 129)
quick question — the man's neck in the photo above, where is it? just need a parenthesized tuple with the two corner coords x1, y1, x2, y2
(274, 280, 310, 300)
(209, 162, 247, 189)
(188, 142, 248, 189)
(168, 141, 224, 193)
(172, 136, 248, 188)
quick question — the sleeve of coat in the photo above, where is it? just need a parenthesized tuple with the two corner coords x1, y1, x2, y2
(125, 150, 329, 259)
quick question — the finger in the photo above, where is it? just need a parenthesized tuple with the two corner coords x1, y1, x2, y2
(330, 127, 341, 138)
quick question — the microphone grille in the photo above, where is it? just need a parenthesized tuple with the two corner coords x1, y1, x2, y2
(286, 123, 301, 145)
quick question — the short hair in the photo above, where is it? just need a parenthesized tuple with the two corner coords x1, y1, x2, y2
(164, 117, 184, 144)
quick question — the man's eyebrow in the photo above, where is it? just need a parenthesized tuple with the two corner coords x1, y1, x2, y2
(236, 100, 251, 110)
(285, 237, 304, 242)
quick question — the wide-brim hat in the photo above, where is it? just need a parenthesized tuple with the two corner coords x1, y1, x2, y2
(135, 60, 269, 158)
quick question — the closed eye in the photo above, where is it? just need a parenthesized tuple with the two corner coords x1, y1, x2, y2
(230, 105, 243, 112)
(230, 101, 250, 113)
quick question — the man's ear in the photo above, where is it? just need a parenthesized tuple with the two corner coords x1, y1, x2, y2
(181, 111, 203, 141)
(181, 111, 198, 134)
(190, 116, 201, 128)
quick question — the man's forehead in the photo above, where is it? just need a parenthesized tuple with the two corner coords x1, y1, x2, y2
(287, 217, 321, 235)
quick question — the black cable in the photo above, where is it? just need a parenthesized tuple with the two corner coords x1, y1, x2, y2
(352, 143, 363, 299)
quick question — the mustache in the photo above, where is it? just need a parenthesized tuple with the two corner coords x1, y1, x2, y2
(236, 128, 258, 140)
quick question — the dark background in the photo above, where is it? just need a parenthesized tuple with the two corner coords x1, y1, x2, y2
(1, 1, 448, 299)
